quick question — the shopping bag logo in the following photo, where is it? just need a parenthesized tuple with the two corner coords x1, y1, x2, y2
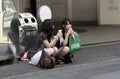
(70, 43, 80, 51)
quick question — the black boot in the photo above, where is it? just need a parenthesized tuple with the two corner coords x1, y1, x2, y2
(63, 53, 72, 64)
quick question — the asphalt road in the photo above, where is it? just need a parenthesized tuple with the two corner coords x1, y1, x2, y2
(1, 42, 120, 79)
(1, 59, 120, 79)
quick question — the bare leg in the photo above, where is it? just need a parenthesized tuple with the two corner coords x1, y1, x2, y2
(52, 47, 59, 56)
(58, 46, 69, 57)
(44, 48, 54, 56)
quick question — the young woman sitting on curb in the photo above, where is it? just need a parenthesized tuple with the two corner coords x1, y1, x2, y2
(55, 18, 74, 64)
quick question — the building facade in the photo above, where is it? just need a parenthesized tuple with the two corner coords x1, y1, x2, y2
(19, 0, 120, 25)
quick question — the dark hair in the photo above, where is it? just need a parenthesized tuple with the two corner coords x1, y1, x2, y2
(62, 18, 72, 25)
(10, 18, 20, 34)
(41, 19, 54, 41)
(61, 18, 72, 34)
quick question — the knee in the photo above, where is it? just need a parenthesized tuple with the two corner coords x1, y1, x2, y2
(49, 48, 55, 55)
(53, 47, 58, 53)
(45, 48, 54, 56)
(63, 46, 69, 54)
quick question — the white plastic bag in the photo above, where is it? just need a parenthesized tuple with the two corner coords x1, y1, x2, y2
(9, 44, 17, 57)
(29, 50, 42, 65)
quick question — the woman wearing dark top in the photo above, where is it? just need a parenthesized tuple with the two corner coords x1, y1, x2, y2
(33, 19, 61, 56)
(56, 18, 74, 64)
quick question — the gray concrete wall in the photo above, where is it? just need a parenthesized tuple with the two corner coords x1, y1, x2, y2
(38, 0, 68, 21)
(72, 0, 97, 21)
(19, 0, 97, 21)
(98, 0, 120, 25)
(38, 0, 97, 21)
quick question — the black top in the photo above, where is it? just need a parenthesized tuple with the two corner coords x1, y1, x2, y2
(56, 33, 69, 48)
(33, 32, 47, 50)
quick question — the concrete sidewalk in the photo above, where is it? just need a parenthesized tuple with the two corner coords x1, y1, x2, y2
(0, 43, 120, 79)
(78, 25, 120, 45)
(1, 25, 120, 79)
(2, 58, 120, 79)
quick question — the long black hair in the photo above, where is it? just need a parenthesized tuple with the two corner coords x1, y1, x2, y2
(61, 18, 72, 38)
(41, 19, 54, 41)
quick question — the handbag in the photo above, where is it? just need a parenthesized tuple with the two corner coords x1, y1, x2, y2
(69, 31, 81, 52)
(37, 49, 55, 69)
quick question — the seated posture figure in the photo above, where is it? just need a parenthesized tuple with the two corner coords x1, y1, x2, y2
(33, 19, 61, 57)
(56, 18, 74, 64)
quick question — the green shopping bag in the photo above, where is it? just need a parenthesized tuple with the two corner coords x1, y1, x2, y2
(69, 31, 81, 52)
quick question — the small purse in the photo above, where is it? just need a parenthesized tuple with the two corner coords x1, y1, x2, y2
(38, 49, 55, 69)
(69, 31, 81, 52)
(29, 49, 55, 69)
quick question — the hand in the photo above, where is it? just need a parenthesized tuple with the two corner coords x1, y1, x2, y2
(67, 28, 73, 35)
(69, 28, 75, 40)
(56, 30, 63, 38)
(60, 37, 64, 45)
(69, 28, 74, 32)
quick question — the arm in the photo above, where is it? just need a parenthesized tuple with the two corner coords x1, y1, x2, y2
(63, 33, 69, 46)
(43, 36, 58, 48)
(63, 28, 74, 46)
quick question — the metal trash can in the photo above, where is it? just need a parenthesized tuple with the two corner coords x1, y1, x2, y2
(18, 13, 38, 51)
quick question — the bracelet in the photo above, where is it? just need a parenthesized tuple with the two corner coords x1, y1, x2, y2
(54, 36, 58, 41)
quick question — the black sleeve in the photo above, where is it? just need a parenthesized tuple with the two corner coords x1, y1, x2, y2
(41, 33, 47, 41)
